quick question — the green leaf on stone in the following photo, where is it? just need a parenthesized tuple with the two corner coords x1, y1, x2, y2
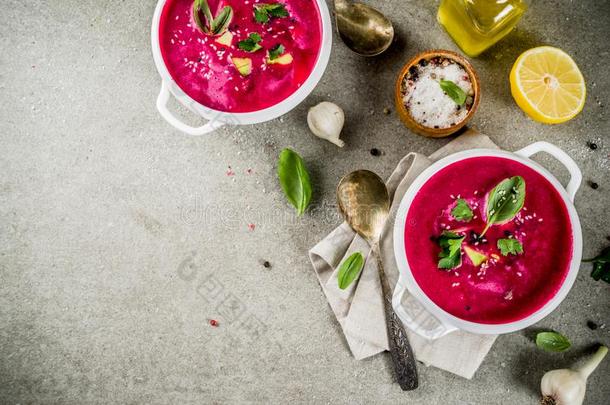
(536, 331, 571, 352)
(278, 148, 312, 216)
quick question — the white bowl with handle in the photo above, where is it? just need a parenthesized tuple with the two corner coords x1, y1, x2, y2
(150, 0, 332, 136)
(392, 142, 583, 339)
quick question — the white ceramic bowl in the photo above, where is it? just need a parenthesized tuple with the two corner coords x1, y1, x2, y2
(151, 0, 332, 136)
(392, 142, 583, 339)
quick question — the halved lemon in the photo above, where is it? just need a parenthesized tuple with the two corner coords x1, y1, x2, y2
(510, 46, 586, 124)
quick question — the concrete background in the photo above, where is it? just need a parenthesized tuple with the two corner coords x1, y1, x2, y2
(1, 0, 608, 403)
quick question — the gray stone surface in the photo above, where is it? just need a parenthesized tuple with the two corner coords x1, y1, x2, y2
(1, 0, 608, 403)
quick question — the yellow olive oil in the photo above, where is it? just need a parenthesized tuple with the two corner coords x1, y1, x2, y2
(437, 0, 527, 57)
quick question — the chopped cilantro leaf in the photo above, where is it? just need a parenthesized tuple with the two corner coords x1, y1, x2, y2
(437, 231, 465, 270)
(451, 198, 474, 222)
(497, 238, 524, 256)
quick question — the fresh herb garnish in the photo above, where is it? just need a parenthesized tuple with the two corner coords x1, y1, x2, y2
(439, 79, 467, 106)
(451, 198, 473, 222)
(497, 238, 524, 256)
(437, 231, 465, 270)
(254, 3, 289, 24)
(268, 44, 285, 60)
(482, 176, 526, 236)
(238, 33, 263, 52)
(193, 0, 233, 36)
(536, 331, 571, 352)
(337, 252, 365, 289)
(278, 148, 312, 216)
(583, 246, 610, 283)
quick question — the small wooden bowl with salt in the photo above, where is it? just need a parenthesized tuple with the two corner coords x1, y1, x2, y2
(395, 49, 480, 138)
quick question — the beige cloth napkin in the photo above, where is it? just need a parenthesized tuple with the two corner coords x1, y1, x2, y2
(309, 130, 499, 379)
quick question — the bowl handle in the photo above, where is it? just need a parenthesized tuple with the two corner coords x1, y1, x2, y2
(514, 141, 582, 202)
(392, 276, 458, 340)
(156, 81, 225, 136)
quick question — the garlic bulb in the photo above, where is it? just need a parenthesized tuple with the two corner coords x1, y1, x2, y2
(307, 102, 345, 147)
(540, 345, 608, 405)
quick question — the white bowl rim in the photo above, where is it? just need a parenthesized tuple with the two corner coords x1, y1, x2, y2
(392, 147, 583, 335)
(150, 0, 332, 125)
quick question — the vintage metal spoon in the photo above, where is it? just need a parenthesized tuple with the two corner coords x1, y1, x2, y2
(334, 0, 394, 56)
(337, 170, 418, 391)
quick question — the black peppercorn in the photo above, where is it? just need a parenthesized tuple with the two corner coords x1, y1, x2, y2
(590, 181, 599, 190)
(586, 141, 598, 150)
(587, 320, 599, 330)
(370, 148, 381, 156)
(262, 261, 271, 268)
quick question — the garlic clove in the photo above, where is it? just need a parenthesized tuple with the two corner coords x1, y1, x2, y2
(541, 369, 586, 405)
(540, 345, 607, 405)
(307, 101, 345, 147)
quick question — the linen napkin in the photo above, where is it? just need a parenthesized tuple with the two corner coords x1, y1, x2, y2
(309, 129, 498, 379)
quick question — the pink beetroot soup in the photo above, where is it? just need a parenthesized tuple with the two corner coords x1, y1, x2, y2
(159, 0, 322, 112)
(404, 156, 573, 324)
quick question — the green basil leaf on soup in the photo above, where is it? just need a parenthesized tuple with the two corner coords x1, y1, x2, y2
(482, 176, 526, 235)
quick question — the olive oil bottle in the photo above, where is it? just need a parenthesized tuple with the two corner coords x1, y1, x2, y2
(437, 0, 527, 57)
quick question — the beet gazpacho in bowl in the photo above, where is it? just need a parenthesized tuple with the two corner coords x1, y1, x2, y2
(392, 142, 583, 337)
(151, 0, 331, 135)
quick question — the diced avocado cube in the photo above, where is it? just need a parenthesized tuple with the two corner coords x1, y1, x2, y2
(267, 53, 293, 65)
(215, 31, 233, 46)
(231, 57, 252, 76)
(464, 246, 488, 267)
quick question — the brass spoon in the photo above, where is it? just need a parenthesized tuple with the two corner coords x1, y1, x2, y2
(337, 170, 418, 391)
(334, 0, 395, 57)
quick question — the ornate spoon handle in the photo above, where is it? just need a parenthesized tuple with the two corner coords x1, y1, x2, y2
(373, 243, 419, 391)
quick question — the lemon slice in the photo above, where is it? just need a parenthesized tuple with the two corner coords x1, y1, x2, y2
(510, 46, 586, 124)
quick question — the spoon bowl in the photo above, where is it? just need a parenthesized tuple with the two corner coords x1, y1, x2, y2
(334, 0, 394, 57)
(337, 170, 390, 243)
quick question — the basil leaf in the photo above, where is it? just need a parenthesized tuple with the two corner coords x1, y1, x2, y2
(278, 149, 312, 216)
(536, 331, 571, 352)
(193, 0, 232, 36)
(268, 44, 285, 60)
(238, 33, 263, 52)
(584, 246, 610, 283)
(254, 3, 289, 24)
(437, 231, 465, 270)
(451, 198, 473, 222)
(482, 176, 525, 235)
(439, 79, 467, 106)
(211, 6, 233, 35)
(497, 238, 524, 256)
(193, 0, 213, 33)
(337, 252, 365, 289)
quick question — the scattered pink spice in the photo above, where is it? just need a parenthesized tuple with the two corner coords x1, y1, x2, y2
(247, 223, 256, 231)
(209, 319, 219, 327)
(226, 166, 235, 176)
(245, 168, 254, 175)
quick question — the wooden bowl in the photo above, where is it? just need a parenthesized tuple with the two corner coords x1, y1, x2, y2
(394, 49, 481, 138)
